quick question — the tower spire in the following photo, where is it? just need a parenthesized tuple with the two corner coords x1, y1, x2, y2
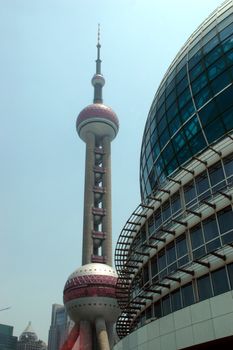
(92, 24, 105, 104)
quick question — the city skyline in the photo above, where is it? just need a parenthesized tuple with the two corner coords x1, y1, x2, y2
(1, 0, 221, 342)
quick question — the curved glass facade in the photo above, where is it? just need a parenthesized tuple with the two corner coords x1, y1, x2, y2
(140, 1, 233, 199)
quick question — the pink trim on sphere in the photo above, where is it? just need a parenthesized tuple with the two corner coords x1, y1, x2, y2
(76, 104, 119, 129)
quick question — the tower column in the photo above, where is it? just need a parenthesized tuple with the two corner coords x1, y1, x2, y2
(82, 132, 95, 265)
(95, 317, 110, 350)
(102, 136, 112, 266)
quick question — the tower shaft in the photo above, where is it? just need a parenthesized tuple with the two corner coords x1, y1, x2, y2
(82, 133, 112, 266)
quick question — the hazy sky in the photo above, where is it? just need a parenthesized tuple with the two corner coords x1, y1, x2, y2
(1, 0, 222, 343)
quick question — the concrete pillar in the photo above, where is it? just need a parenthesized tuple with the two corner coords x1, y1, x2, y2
(79, 321, 92, 350)
(82, 132, 95, 265)
(95, 317, 110, 350)
(102, 136, 112, 266)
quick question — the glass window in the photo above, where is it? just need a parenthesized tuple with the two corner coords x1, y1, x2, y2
(211, 69, 231, 95)
(159, 128, 170, 149)
(216, 84, 233, 114)
(178, 89, 192, 109)
(211, 267, 229, 295)
(176, 234, 187, 258)
(190, 225, 204, 249)
(158, 249, 166, 271)
(224, 155, 233, 184)
(192, 73, 208, 95)
(179, 100, 195, 123)
(151, 256, 158, 278)
(169, 115, 181, 135)
(146, 306, 152, 320)
(204, 117, 226, 144)
(177, 76, 189, 95)
(167, 102, 178, 122)
(173, 130, 186, 150)
(166, 242, 176, 265)
(189, 131, 207, 154)
(181, 283, 194, 307)
(189, 61, 204, 81)
(176, 65, 187, 83)
(222, 106, 233, 134)
(154, 301, 162, 318)
(162, 295, 171, 316)
(195, 171, 211, 200)
(220, 22, 233, 41)
(203, 216, 219, 242)
(194, 85, 212, 109)
(184, 180, 197, 205)
(171, 289, 182, 311)
(227, 263, 233, 289)
(176, 145, 192, 164)
(203, 35, 219, 54)
(188, 49, 202, 69)
(154, 209, 162, 229)
(204, 46, 222, 67)
(208, 161, 225, 191)
(162, 201, 171, 222)
(217, 207, 233, 233)
(197, 274, 213, 301)
(206, 238, 221, 253)
(198, 100, 219, 126)
(222, 34, 233, 53)
(171, 192, 181, 214)
(207, 57, 226, 81)
(148, 215, 155, 236)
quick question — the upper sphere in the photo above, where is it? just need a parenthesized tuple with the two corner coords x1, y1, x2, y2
(76, 103, 119, 142)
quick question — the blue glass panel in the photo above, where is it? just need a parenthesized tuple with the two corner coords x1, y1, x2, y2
(204, 46, 222, 67)
(166, 90, 176, 109)
(169, 115, 181, 135)
(176, 145, 192, 164)
(161, 143, 174, 164)
(192, 73, 208, 94)
(178, 88, 192, 109)
(167, 157, 178, 175)
(159, 128, 170, 149)
(177, 76, 189, 95)
(204, 118, 226, 143)
(173, 130, 186, 150)
(194, 85, 212, 109)
(207, 57, 226, 80)
(153, 142, 160, 160)
(220, 22, 233, 41)
(166, 78, 176, 96)
(188, 49, 202, 69)
(156, 103, 166, 122)
(183, 116, 200, 140)
(222, 106, 233, 131)
(198, 100, 219, 126)
(211, 69, 231, 95)
(216, 84, 233, 113)
(151, 128, 158, 147)
(189, 61, 204, 81)
(176, 65, 187, 83)
(203, 35, 219, 54)
(157, 116, 167, 135)
(167, 102, 178, 122)
(180, 101, 195, 123)
(222, 34, 233, 53)
(226, 48, 233, 63)
(189, 132, 207, 154)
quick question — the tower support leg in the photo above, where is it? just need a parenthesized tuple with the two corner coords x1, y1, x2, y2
(95, 317, 110, 350)
(80, 321, 92, 350)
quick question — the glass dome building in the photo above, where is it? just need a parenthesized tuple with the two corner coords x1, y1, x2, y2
(140, 0, 233, 200)
(114, 1, 233, 349)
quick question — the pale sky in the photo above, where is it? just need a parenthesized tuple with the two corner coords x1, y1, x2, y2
(0, 0, 222, 343)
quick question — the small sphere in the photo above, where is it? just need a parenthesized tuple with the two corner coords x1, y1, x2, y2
(63, 263, 120, 323)
(76, 103, 119, 142)
(92, 74, 105, 87)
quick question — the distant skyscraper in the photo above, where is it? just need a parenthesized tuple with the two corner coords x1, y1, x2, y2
(17, 322, 47, 350)
(61, 27, 120, 350)
(0, 324, 17, 350)
(48, 304, 73, 350)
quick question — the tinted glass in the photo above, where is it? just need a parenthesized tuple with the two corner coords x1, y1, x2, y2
(197, 274, 213, 301)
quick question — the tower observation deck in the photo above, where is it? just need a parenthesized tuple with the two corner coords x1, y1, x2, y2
(62, 27, 120, 350)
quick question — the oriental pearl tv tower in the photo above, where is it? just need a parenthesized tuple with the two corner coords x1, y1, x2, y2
(62, 27, 120, 350)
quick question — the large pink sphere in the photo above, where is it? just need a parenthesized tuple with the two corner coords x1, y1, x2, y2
(76, 103, 119, 142)
(63, 263, 120, 323)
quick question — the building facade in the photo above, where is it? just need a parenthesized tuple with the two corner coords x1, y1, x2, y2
(17, 322, 47, 350)
(0, 324, 17, 350)
(114, 0, 233, 349)
(48, 304, 73, 350)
